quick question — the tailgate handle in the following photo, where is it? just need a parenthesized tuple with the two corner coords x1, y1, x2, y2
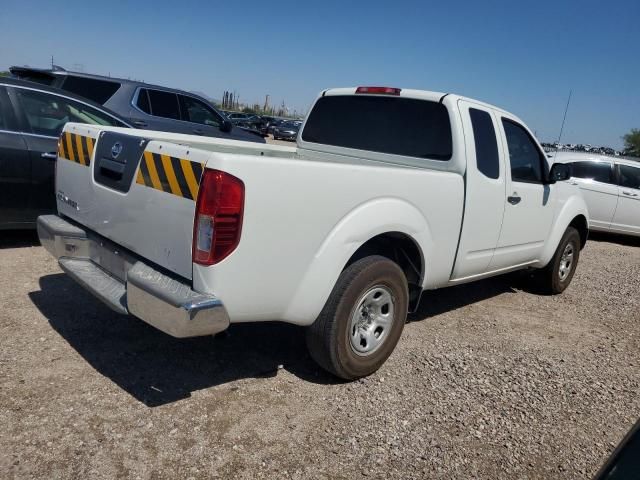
(99, 158, 125, 180)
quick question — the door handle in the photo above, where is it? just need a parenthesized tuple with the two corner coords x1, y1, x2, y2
(569, 181, 579, 186)
(193, 129, 204, 135)
(622, 191, 638, 197)
(41, 152, 57, 161)
(132, 120, 147, 128)
(507, 194, 521, 205)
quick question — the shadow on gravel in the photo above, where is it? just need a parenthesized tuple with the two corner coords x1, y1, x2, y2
(409, 274, 522, 321)
(588, 231, 640, 248)
(0, 229, 39, 249)
(29, 273, 337, 407)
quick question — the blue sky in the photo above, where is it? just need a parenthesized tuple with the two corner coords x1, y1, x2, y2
(1, 0, 638, 148)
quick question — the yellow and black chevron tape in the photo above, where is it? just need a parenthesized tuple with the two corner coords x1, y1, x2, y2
(58, 132, 94, 166)
(136, 151, 204, 201)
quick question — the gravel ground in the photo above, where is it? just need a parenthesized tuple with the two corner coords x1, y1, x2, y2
(0, 230, 639, 480)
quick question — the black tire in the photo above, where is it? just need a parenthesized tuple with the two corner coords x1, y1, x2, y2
(537, 226, 581, 294)
(305, 255, 409, 380)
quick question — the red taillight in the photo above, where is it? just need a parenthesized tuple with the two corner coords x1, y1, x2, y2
(193, 169, 244, 266)
(355, 86, 401, 95)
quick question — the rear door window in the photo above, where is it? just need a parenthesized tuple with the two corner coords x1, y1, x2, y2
(618, 165, 640, 189)
(136, 89, 151, 114)
(301, 95, 452, 160)
(61, 76, 121, 104)
(570, 161, 614, 184)
(147, 89, 180, 120)
(135, 89, 151, 114)
(178, 95, 221, 126)
(469, 108, 499, 179)
(502, 118, 545, 183)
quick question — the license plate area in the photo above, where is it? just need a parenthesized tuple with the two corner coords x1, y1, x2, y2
(88, 234, 137, 282)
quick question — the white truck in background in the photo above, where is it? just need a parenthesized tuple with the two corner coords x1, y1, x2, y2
(38, 86, 589, 379)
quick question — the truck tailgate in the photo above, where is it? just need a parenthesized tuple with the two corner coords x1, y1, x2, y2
(55, 124, 209, 280)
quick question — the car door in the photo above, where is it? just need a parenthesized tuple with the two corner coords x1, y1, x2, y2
(0, 86, 31, 227)
(611, 163, 640, 236)
(9, 86, 128, 219)
(451, 101, 506, 279)
(567, 160, 618, 231)
(488, 116, 555, 270)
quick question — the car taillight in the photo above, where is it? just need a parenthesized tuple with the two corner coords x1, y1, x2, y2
(355, 86, 401, 95)
(193, 169, 244, 266)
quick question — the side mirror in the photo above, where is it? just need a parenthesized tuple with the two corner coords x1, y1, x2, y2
(548, 163, 570, 184)
(220, 119, 233, 133)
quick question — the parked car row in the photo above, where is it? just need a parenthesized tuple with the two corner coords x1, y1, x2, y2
(220, 110, 303, 139)
(541, 142, 626, 157)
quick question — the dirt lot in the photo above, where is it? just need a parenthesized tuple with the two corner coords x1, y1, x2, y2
(1, 230, 639, 480)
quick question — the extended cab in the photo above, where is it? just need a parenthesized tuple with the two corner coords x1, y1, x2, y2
(37, 86, 589, 379)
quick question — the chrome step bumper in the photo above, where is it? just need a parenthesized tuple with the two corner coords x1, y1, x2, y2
(37, 214, 230, 338)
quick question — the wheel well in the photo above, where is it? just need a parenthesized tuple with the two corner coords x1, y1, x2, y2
(345, 232, 424, 310)
(569, 215, 588, 249)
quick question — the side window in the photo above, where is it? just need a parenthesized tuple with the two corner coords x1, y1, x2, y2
(570, 161, 614, 184)
(502, 118, 545, 183)
(147, 89, 180, 120)
(619, 165, 640, 189)
(178, 95, 221, 127)
(136, 89, 151, 114)
(469, 108, 499, 179)
(14, 88, 125, 137)
(60, 76, 121, 104)
(0, 88, 12, 130)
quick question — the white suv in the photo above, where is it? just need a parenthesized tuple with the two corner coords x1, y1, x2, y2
(552, 152, 640, 237)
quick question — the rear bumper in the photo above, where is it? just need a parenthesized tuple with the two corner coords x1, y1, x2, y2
(37, 214, 230, 338)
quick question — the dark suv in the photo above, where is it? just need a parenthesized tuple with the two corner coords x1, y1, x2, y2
(10, 66, 264, 143)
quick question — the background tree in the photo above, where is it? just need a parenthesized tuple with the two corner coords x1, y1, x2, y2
(0, 71, 9, 77)
(622, 128, 640, 157)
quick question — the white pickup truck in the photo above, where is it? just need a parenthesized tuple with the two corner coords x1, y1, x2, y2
(38, 86, 589, 379)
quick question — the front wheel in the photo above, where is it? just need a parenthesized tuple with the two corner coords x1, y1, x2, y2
(305, 255, 409, 380)
(537, 226, 581, 294)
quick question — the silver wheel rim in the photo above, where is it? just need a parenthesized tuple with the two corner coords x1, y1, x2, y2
(558, 243, 574, 281)
(349, 285, 395, 356)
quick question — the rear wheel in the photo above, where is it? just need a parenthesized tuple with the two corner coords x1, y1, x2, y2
(306, 255, 409, 380)
(537, 226, 581, 294)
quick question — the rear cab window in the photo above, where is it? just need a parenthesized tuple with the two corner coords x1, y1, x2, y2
(301, 95, 452, 161)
